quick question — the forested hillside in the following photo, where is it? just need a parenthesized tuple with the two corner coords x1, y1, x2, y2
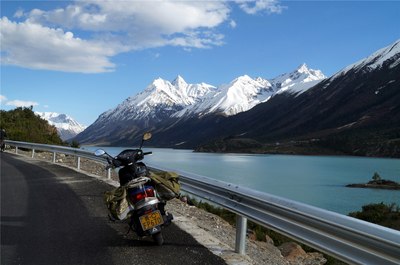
(0, 107, 63, 145)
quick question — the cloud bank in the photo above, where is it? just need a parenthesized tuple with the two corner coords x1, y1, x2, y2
(0, 0, 285, 73)
(6, 99, 39, 108)
(0, 94, 39, 108)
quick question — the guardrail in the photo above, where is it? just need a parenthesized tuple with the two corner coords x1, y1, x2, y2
(4, 140, 400, 265)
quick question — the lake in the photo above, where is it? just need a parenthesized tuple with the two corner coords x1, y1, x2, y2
(84, 146, 400, 215)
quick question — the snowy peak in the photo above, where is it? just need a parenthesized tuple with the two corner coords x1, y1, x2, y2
(209, 65, 325, 115)
(334, 39, 400, 78)
(172, 75, 188, 88)
(272, 64, 326, 95)
(93, 65, 325, 126)
(274, 63, 325, 84)
(255, 77, 272, 87)
(232, 74, 253, 83)
(101, 76, 217, 122)
(356, 39, 400, 70)
(206, 75, 274, 116)
(143, 76, 215, 106)
(297, 63, 309, 73)
(296, 63, 325, 79)
(36, 112, 86, 141)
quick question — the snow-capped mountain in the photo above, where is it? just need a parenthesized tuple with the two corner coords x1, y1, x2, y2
(173, 75, 274, 117)
(174, 64, 325, 117)
(75, 39, 400, 157)
(97, 75, 217, 123)
(334, 39, 400, 78)
(36, 112, 86, 141)
(75, 64, 325, 144)
(146, 39, 400, 157)
(99, 64, 324, 121)
(273, 63, 326, 95)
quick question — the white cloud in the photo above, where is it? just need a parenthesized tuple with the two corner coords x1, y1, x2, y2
(0, 17, 118, 73)
(29, 1, 230, 32)
(236, 0, 286, 15)
(14, 9, 25, 18)
(6, 99, 39, 108)
(0, 95, 7, 102)
(26, 1, 231, 50)
(1, 0, 285, 73)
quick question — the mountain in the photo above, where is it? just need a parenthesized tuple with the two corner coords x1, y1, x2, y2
(111, 39, 399, 157)
(272, 63, 326, 95)
(36, 112, 86, 141)
(75, 64, 325, 145)
(173, 75, 274, 117)
(172, 40, 400, 157)
(75, 39, 400, 157)
(98, 75, 217, 122)
(175, 64, 325, 117)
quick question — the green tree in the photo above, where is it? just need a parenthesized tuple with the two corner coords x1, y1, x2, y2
(372, 172, 381, 181)
(0, 107, 63, 145)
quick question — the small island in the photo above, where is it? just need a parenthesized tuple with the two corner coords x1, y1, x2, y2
(347, 172, 400, 190)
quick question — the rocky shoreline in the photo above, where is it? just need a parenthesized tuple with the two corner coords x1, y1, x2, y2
(6, 149, 329, 265)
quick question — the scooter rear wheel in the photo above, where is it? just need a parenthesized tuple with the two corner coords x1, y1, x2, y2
(152, 232, 164, 246)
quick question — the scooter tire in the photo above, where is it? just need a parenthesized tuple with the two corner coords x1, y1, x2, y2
(152, 232, 164, 246)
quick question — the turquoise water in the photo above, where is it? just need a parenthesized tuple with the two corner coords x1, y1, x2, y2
(84, 147, 400, 215)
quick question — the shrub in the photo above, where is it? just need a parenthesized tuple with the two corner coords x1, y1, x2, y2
(349, 202, 400, 230)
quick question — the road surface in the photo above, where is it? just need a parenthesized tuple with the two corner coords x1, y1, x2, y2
(1, 152, 227, 265)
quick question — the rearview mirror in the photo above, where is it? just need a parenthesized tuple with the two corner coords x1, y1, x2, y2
(94, 149, 106, 156)
(143, 132, 152, 141)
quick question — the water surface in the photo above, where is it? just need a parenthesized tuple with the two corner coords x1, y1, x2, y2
(84, 146, 400, 214)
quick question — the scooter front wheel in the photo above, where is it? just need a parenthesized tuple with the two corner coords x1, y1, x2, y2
(152, 231, 164, 246)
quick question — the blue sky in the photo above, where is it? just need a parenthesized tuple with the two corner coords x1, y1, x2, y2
(1, 0, 399, 126)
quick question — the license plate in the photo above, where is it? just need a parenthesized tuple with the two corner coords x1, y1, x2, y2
(139, 210, 163, 231)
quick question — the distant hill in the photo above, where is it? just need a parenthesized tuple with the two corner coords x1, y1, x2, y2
(0, 107, 64, 145)
(35, 112, 86, 141)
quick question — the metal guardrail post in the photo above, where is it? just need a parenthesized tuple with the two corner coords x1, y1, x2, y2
(235, 215, 247, 255)
(31, 149, 35, 158)
(107, 168, 111, 179)
(77, 156, 81, 170)
(52, 152, 56, 163)
(16, 146, 18, 154)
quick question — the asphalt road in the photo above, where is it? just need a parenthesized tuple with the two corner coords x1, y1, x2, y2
(1, 153, 227, 265)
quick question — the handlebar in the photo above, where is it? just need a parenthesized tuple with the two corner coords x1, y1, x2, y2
(95, 149, 152, 171)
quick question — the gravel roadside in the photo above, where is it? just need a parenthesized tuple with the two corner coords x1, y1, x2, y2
(6, 149, 327, 265)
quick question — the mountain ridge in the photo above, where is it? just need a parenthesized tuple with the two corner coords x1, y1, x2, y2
(189, 40, 400, 157)
(75, 39, 400, 157)
(75, 64, 325, 145)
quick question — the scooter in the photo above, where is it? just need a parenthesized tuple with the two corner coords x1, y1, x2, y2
(94, 132, 172, 245)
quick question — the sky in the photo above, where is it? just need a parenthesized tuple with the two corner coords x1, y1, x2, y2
(1, 0, 399, 126)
